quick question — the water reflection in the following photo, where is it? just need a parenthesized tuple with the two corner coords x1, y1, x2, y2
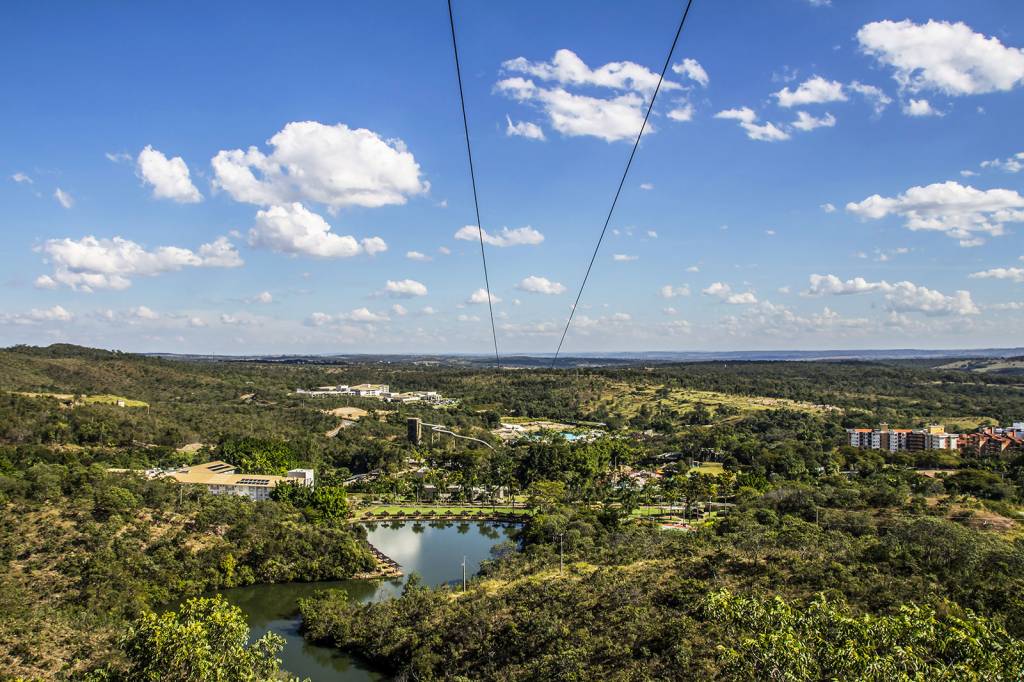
(219, 521, 518, 682)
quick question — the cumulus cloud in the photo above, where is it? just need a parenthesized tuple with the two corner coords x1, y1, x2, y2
(384, 279, 428, 297)
(848, 81, 893, 114)
(211, 121, 427, 211)
(517, 275, 566, 295)
(666, 102, 695, 122)
(773, 76, 847, 107)
(981, 152, 1024, 173)
(454, 225, 544, 247)
(659, 284, 690, 299)
(0, 305, 73, 325)
(136, 145, 202, 203)
(391, 303, 408, 316)
(792, 111, 837, 131)
(309, 308, 390, 325)
(36, 235, 242, 292)
(496, 49, 687, 142)
(467, 288, 501, 305)
(671, 58, 709, 87)
(406, 250, 432, 261)
(806, 273, 979, 316)
(249, 202, 386, 258)
(902, 98, 942, 117)
(846, 180, 1024, 246)
(970, 267, 1024, 283)
(54, 188, 73, 209)
(702, 282, 758, 305)
(505, 115, 546, 140)
(714, 107, 790, 141)
(857, 20, 1024, 96)
(640, 183, 655, 191)
(612, 254, 638, 262)
(11, 172, 32, 184)
(253, 291, 273, 304)
(503, 48, 680, 96)
(821, 202, 836, 213)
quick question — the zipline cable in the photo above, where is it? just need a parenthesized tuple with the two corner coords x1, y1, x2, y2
(551, 0, 697, 368)
(448, 0, 501, 365)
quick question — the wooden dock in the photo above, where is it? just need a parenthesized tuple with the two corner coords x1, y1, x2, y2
(366, 542, 402, 578)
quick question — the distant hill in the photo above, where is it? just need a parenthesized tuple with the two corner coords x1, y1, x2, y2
(937, 356, 1024, 375)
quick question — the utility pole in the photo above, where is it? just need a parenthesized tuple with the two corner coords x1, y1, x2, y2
(461, 555, 467, 591)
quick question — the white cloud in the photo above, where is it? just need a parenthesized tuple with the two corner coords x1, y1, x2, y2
(105, 152, 132, 163)
(254, 291, 273, 304)
(497, 49, 687, 142)
(421, 306, 437, 315)
(646, 230, 658, 238)
(671, 58, 709, 87)
(640, 183, 655, 191)
(211, 121, 427, 211)
(659, 284, 690, 299)
(197, 236, 244, 267)
(686, 265, 700, 273)
(36, 235, 242, 292)
(188, 317, 207, 327)
(503, 48, 680, 97)
(517, 275, 566, 295)
(497, 78, 650, 143)
(130, 305, 159, 320)
(806, 273, 979, 316)
(857, 19, 1024, 96)
(612, 254, 638, 262)
(136, 145, 202, 203)
(773, 76, 847, 107)
(703, 282, 758, 305)
(391, 303, 408, 316)
(902, 98, 942, 117)
(361, 236, 388, 256)
(11, 172, 32, 184)
(384, 279, 428, 298)
(249, 202, 386, 258)
(342, 307, 389, 323)
(848, 81, 893, 114)
(457, 314, 480, 323)
(505, 115, 546, 140)
(666, 102, 694, 122)
(981, 152, 1024, 173)
(961, 170, 978, 177)
(467, 288, 501, 305)
(970, 267, 1024, 283)
(714, 107, 790, 141)
(792, 111, 837, 131)
(821, 202, 836, 213)
(0, 305, 73, 325)
(54, 188, 73, 209)
(406, 250, 432, 261)
(454, 224, 544, 247)
(846, 180, 1024, 246)
(989, 301, 1024, 311)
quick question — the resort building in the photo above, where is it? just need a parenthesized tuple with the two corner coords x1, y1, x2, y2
(959, 427, 1024, 458)
(166, 461, 315, 501)
(846, 424, 959, 452)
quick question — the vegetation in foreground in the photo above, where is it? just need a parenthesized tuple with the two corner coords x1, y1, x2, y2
(0, 344, 1023, 679)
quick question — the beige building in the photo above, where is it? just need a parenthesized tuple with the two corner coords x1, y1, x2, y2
(167, 461, 314, 501)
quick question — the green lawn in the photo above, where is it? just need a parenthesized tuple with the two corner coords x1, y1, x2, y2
(80, 394, 149, 408)
(358, 504, 530, 518)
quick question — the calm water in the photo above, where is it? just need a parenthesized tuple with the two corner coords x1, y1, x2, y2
(219, 520, 518, 681)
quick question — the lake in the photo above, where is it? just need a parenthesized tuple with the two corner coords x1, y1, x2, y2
(219, 520, 518, 681)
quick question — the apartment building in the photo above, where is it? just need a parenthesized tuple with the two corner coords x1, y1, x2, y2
(167, 461, 315, 501)
(846, 424, 958, 452)
(959, 427, 1024, 458)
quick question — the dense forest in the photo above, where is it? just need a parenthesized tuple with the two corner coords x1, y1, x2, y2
(1, 344, 1023, 679)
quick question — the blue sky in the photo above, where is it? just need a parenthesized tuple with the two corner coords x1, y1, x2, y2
(2, 0, 1023, 354)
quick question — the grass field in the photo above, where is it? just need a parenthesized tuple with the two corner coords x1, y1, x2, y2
(590, 383, 829, 421)
(689, 462, 726, 475)
(79, 394, 149, 407)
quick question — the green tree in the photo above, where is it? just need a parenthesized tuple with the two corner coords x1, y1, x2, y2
(116, 595, 289, 681)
